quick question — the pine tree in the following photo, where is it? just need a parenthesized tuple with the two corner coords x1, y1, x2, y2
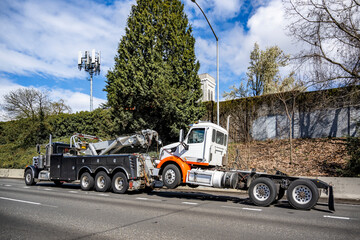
(105, 0, 204, 142)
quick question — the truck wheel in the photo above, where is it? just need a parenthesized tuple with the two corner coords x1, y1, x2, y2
(287, 179, 319, 210)
(95, 171, 111, 192)
(80, 172, 94, 191)
(162, 164, 181, 189)
(249, 178, 277, 207)
(25, 169, 36, 186)
(112, 172, 128, 194)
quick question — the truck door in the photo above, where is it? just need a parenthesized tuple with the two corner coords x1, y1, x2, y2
(182, 128, 206, 164)
(209, 129, 227, 166)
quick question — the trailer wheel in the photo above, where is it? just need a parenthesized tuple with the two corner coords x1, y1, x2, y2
(249, 178, 277, 207)
(25, 169, 35, 186)
(162, 164, 181, 189)
(95, 171, 111, 192)
(287, 179, 319, 210)
(112, 172, 128, 194)
(80, 172, 94, 191)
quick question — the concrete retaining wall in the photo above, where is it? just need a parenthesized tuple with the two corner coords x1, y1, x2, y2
(0, 169, 24, 179)
(1, 169, 359, 201)
(317, 177, 360, 201)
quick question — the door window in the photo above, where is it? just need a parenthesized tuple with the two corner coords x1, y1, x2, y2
(187, 128, 205, 144)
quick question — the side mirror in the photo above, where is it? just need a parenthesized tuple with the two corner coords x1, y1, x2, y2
(36, 144, 41, 154)
(179, 129, 184, 142)
(181, 141, 189, 151)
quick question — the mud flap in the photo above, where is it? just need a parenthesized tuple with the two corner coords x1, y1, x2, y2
(328, 186, 335, 211)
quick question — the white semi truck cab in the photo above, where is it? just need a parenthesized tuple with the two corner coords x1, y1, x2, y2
(159, 121, 228, 167)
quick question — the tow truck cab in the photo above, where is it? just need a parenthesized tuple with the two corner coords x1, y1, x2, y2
(159, 122, 228, 167)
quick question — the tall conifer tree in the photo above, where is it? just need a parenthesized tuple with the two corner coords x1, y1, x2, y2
(105, 0, 203, 141)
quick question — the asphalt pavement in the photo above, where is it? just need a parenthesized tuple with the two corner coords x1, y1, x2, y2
(0, 178, 359, 240)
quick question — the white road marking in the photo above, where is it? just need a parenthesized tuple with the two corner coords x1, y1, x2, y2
(136, 197, 162, 202)
(323, 215, 350, 220)
(23, 186, 30, 189)
(0, 196, 57, 208)
(136, 197, 149, 200)
(98, 193, 109, 197)
(44, 188, 52, 191)
(242, 207, 262, 212)
(182, 201, 198, 205)
(68, 191, 78, 194)
(0, 196, 41, 205)
(221, 206, 262, 212)
(4, 185, 12, 187)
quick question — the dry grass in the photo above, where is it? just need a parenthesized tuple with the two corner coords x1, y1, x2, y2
(227, 138, 348, 176)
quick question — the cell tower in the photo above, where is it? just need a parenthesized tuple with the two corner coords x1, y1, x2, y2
(78, 49, 101, 111)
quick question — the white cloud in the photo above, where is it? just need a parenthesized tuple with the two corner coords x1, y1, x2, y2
(0, 0, 135, 79)
(48, 88, 106, 113)
(193, 0, 296, 85)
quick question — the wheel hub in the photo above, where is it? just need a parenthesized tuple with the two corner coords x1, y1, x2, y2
(293, 185, 312, 204)
(254, 183, 270, 200)
(98, 176, 105, 188)
(82, 176, 89, 187)
(165, 169, 175, 184)
(115, 177, 124, 190)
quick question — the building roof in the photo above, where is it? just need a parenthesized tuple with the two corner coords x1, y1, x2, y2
(199, 73, 215, 83)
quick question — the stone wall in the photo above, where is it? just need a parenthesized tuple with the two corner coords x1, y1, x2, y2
(204, 87, 360, 142)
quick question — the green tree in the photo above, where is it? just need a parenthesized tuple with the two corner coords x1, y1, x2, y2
(105, 0, 204, 142)
(223, 43, 291, 99)
(248, 43, 291, 96)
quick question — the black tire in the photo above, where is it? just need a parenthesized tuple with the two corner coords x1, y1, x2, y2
(80, 172, 94, 191)
(162, 164, 181, 189)
(24, 169, 36, 186)
(95, 171, 111, 192)
(187, 184, 199, 188)
(249, 178, 277, 207)
(54, 180, 63, 186)
(287, 179, 319, 210)
(112, 172, 128, 194)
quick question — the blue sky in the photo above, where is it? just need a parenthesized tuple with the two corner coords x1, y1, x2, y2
(0, 0, 297, 120)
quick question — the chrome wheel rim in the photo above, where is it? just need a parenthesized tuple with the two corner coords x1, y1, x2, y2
(82, 175, 89, 188)
(97, 176, 106, 189)
(26, 173, 31, 183)
(253, 183, 270, 201)
(292, 185, 312, 204)
(165, 169, 176, 185)
(114, 177, 124, 190)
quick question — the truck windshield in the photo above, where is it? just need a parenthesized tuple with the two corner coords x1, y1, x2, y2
(187, 128, 205, 144)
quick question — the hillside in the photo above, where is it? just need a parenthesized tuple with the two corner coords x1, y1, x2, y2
(0, 135, 352, 177)
(227, 138, 348, 177)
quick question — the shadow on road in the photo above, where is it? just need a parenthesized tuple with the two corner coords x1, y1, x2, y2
(33, 182, 333, 212)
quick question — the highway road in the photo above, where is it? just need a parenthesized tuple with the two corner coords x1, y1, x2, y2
(0, 178, 359, 240)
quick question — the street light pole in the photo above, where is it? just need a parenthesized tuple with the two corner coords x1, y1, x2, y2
(191, 0, 220, 126)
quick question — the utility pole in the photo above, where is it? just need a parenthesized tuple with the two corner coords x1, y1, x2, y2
(191, 0, 220, 126)
(78, 49, 101, 111)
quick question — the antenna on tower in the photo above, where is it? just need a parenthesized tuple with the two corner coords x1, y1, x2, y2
(78, 49, 101, 111)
